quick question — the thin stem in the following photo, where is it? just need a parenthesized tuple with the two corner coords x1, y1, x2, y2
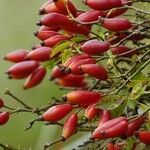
(25, 117, 42, 130)
(4, 89, 32, 109)
(43, 138, 64, 150)
(126, 5, 150, 15)
(0, 143, 20, 150)
(115, 59, 150, 93)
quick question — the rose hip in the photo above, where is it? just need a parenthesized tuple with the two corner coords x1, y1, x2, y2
(85, 104, 99, 121)
(4, 50, 28, 63)
(42, 104, 73, 122)
(27, 47, 51, 61)
(84, 0, 124, 11)
(23, 67, 46, 89)
(62, 113, 78, 139)
(64, 90, 102, 106)
(81, 39, 110, 55)
(41, 35, 70, 47)
(80, 64, 108, 80)
(6, 61, 39, 77)
(100, 17, 132, 32)
(0, 112, 9, 125)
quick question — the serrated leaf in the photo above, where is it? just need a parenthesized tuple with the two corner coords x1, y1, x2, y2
(71, 34, 86, 43)
(97, 95, 124, 110)
(61, 49, 73, 64)
(51, 41, 71, 57)
(130, 82, 147, 100)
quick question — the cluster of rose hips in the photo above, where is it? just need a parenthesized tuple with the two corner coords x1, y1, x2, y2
(3, 0, 150, 149)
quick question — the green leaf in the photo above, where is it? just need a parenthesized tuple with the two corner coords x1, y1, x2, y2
(61, 49, 73, 64)
(71, 34, 86, 43)
(42, 58, 61, 70)
(127, 98, 137, 110)
(129, 73, 150, 87)
(138, 103, 150, 112)
(111, 99, 127, 117)
(97, 31, 105, 40)
(130, 82, 147, 100)
(51, 41, 71, 57)
(123, 137, 136, 150)
(97, 94, 124, 110)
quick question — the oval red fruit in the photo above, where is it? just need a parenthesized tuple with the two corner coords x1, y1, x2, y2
(4, 50, 28, 63)
(42, 104, 73, 122)
(37, 13, 70, 27)
(100, 17, 132, 32)
(80, 64, 108, 80)
(23, 67, 46, 89)
(85, 0, 124, 11)
(62, 113, 78, 139)
(81, 39, 110, 55)
(34, 30, 60, 40)
(0, 112, 9, 125)
(98, 110, 111, 126)
(27, 47, 51, 61)
(85, 104, 99, 120)
(6, 61, 39, 77)
(56, 74, 87, 88)
(125, 116, 145, 137)
(42, 35, 70, 47)
(65, 90, 102, 106)
(92, 117, 128, 139)
(135, 131, 150, 145)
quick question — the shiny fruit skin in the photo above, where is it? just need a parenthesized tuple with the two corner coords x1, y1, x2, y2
(85, 104, 99, 120)
(42, 104, 73, 122)
(136, 131, 150, 145)
(54, 0, 77, 17)
(92, 117, 128, 139)
(6, 61, 39, 76)
(4, 50, 28, 63)
(81, 39, 110, 55)
(100, 17, 132, 32)
(38, 13, 70, 27)
(62, 113, 78, 139)
(66, 90, 102, 106)
(35, 30, 60, 40)
(80, 64, 108, 80)
(42, 35, 70, 47)
(56, 74, 87, 88)
(76, 10, 105, 22)
(85, 0, 124, 11)
(98, 110, 111, 126)
(125, 116, 145, 137)
(68, 58, 96, 75)
(0, 112, 9, 125)
(23, 67, 46, 89)
(63, 54, 90, 67)
(27, 47, 51, 61)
